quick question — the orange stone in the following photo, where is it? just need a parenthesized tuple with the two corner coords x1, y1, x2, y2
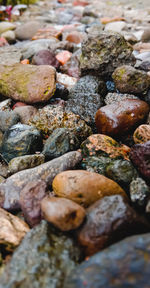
(73, 0, 89, 6)
(21, 59, 29, 64)
(100, 16, 125, 24)
(66, 31, 83, 44)
(56, 50, 72, 65)
(32, 27, 62, 40)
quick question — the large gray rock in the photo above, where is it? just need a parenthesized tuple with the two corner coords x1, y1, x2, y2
(0, 111, 20, 132)
(0, 47, 21, 65)
(15, 21, 42, 41)
(0, 221, 82, 288)
(0, 151, 82, 211)
(64, 233, 150, 288)
(80, 31, 134, 77)
(0, 64, 56, 104)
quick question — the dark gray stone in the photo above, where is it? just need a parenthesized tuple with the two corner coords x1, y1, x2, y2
(0, 111, 20, 133)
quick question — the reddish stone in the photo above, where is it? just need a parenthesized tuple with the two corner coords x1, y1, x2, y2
(0, 37, 9, 47)
(12, 102, 27, 110)
(66, 31, 84, 44)
(21, 59, 30, 64)
(56, 50, 72, 65)
(73, 0, 89, 6)
(100, 16, 125, 24)
(32, 26, 62, 40)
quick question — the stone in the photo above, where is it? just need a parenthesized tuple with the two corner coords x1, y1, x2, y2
(0, 37, 9, 47)
(95, 99, 149, 138)
(133, 124, 150, 144)
(104, 92, 138, 105)
(56, 72, 78, 89)
(15, 21, 42, 40)
(0, 158, 9, 178)
(80, 31, 134, 77)
(56, 50, 72, 65)
(12, 102, 27, 109)
(1, 124, 43, 162)
(105, 21, 126, 33)
(42, 128, 79, 160)
(21, 38, 59, 60)
(0, 64, 56, 104)
(1, 30, 16, 42)
(0, 111, 20, 133)
(0, 176, 4, 184)
(41, 196, 85, 231)
(0, 151, 82, 211)
(28, 105, 92, 141)
(66, 75, 106, 126)
(32, 26, 62, 40)
(32, 49, 60, 68)
(8, 154, 45, 174)
(0, 221, 81, 288)
(54, 83, 69, 100)
(105, 159, 137, 189)
(0, 208, 29, 251)
(60, 49, 81, 79)
(77, 195, 149, 256)
(0, 46, 21, 65)
(81, 134, 130, 160)
(64, 233, 150, 288)
(0, 22, 16, 34)
(112, 65, 150, 95)
(141, 28, 150, 42)
(147, 113, 150, 125)
(81, 156, 111, 174)
(100, 16, 125, 24)
(130, 177, 150, 208)
(0, 99, 12, 111)
(139, 61, 150, 71)
(52, 170, 126, 208)
(13, 105, 38, 124)
(130, 141, 150, 183)
(20, 180, 47, 227)
(66, 31, 86, 44)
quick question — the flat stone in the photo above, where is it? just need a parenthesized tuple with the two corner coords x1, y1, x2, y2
(105, 21, 126, 33)
(8, 154, 45, 174)
(133, 124, 150, 144)
(0, 46, 21, 65)
(0, 151, 82, 211)
(15, 21, 42, 40)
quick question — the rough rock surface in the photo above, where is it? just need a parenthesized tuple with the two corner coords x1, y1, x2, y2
(8, 154, 45, 174)
(133, 124, 150, 144)
(0, 151, 82, 211)
(0, 64, 56, 104)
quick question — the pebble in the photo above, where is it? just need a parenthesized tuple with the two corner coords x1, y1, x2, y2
(1, 30, 16, 43)
(52, 170, 126, 207)
(133, 124, 150, 144)
(15, 21, 42, 40)
(130, 177, 150, 208)
(0, 22, 16, 34)
(95, 99, 149, 138)
(104, 92, 138, 105)
(104, 21, 126, 33)
(41, 196, 85, 231)
(13, 105, 37, 124)
(32, 49, 60, 68)
(8, 154, 45, 174)
(0, 111, 20, 132)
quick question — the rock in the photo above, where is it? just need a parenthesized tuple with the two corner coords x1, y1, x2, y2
(20, 180, 47, 227)
(95, 99, 149, 138)
(0, 22, 16, 34)
(0, 158, 9, 178)
(130, 141, 150, 183)
(104, 92, 138, 105)
(32, 26, 62, 41)
(13, 105, 38, 124)
(1, 124, 43, 162)
(0, 37, 8, 47)
(1, 30, 16, 43)
(105, 159, 137, 189)
(32, 49, 60, 68)
(15, 21, 42, 40)
(139, 61, 150, 71)
(0, 46, 21, 65)
(0, 99, 12, 111)
(0, 221, 82, 288)
(28, 105, 92, 141)
(42, 128, 79, 160)
(64, 233, 150, 288)
(56, 72, 77, 89)
(0, 151, 82, 211)
(112, 65, 150, 95)
(41, 196, 85, 231)
(56, 50, 72, 65)
(8, 154, 45, 174)
(52, 170, 126, 207)
(12, 102, 27, 109)
(81, 156, 112, 174)
(141, 28, 150, 42)
(0, 64, 56, 104)
(66, 75, 106, 126)
(81, 134, 130, 160)
(77, 195, 149, 256)
(60, 50, 81, 79)
(0, 176, 4, 184)
(54, 83, 69, 100)
(147, 113, 150, 125)
(133, 124, 150, 144)
(130, 177, 150, 208)
(0, 208, 29, 251)
(21, 38, 59, 60)
(0, 131, 3, 146)
(105, 21, 126, 33)
(0, 111, 20, 133)
(80, 31, 134, 77)
(65, 31, 86, 44)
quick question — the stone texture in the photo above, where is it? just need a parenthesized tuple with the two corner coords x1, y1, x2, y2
(1, 124, 43, 162)
(130, 177, 150, 208)
(130, 141, 150, 182)
(20, 180, 47, 227)
(0, 46, 21, 65)
(133, 124, 150, 144)
(15, 21, 42, 40)
(0, 111, 20, 133)
(0, 64, 56, 104)
(0, 221, 82, 288)
(64, 233, 150, 288)
(52, 170, 126, 208)
(0, 151, 82, 211)
(80, 31, 134, 77)
(42, 128, 79, 160)
(56, 72, 77, 90)
(28, 105, 92, 140)
(77, 195, 149, 256)
(95, 99, 149, 138)
(0, 208, 29, 251)
(0, 22, 16, 34)
(104, 92, 138, 105)
(8, 154, 45, 174)
(81, 134, 130, 160)
(41, 196, 85, 231)
(112, 65, 150, 95)
(13, 105, 38, 125)
(32, 49, 60, 68)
